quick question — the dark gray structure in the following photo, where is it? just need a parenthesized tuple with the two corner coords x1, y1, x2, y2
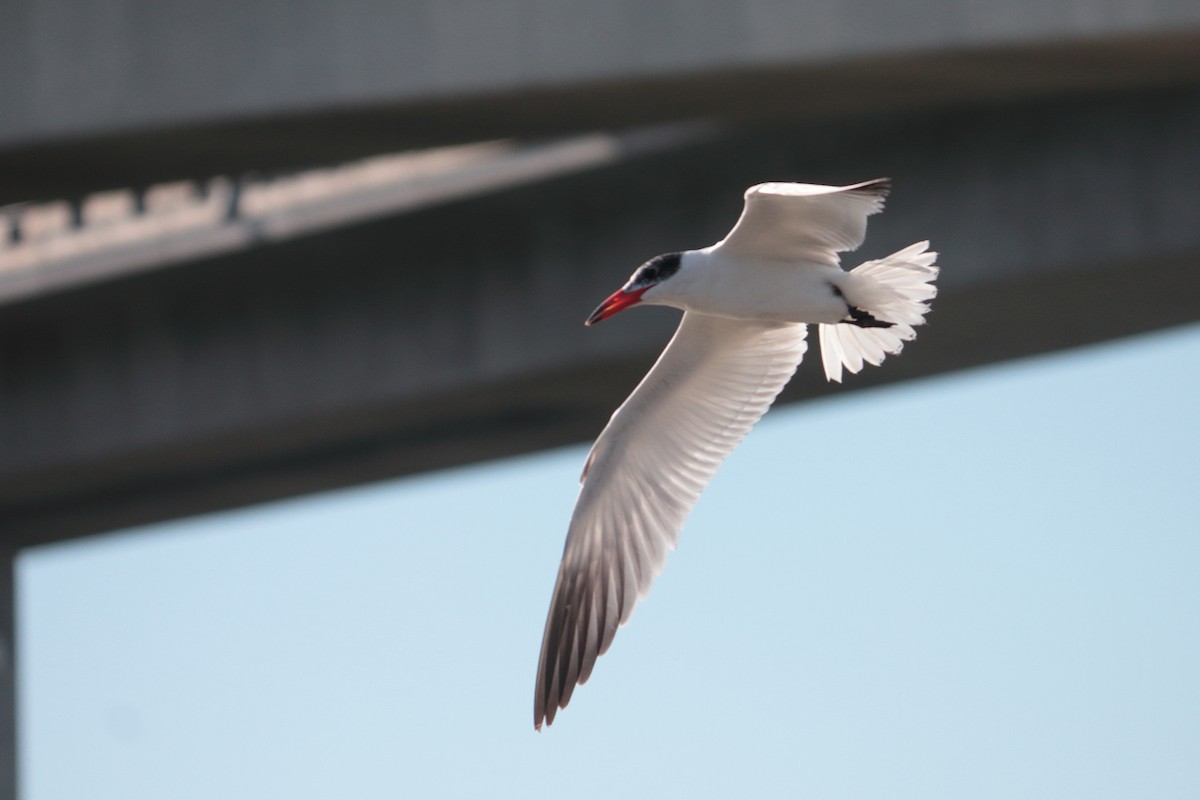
(2, 4, 1200, 797)
(4, 0, 1200, 202)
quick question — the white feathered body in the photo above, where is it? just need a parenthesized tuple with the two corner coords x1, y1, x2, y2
(656, 247, 851, 324)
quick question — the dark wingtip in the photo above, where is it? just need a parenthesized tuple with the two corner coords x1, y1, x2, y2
(859, 177, 891, 197)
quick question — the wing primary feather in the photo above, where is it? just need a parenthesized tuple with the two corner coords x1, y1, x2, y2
(534, 314, 808, 727)
(600, 563, 620, 654)
(578, 585, 601, 685)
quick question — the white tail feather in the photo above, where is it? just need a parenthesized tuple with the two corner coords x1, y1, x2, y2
(819, 241, 939, 382)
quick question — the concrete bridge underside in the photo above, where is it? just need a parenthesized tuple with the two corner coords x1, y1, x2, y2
(3, 85, 1198, 546)
(3, 0, 1200, 205)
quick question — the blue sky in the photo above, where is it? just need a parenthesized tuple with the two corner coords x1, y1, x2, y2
(18, 322, 1200, 800)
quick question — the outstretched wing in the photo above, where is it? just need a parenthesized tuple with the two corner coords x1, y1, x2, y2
(715, 178, 890, 264)
(534, 312, 808, 728)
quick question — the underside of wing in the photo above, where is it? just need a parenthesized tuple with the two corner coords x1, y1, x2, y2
(716, 178, 890, 264)
(534, 313, 808, 728)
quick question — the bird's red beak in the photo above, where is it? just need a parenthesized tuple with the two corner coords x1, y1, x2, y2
(585, 286, 648, 326)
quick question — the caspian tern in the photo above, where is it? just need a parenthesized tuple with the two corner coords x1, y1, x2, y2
(534, 178, 938, 729)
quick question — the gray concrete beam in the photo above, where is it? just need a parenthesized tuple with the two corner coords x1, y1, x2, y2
(2, 1, 1199, 203)
(1, 86, 1199, 544)
(5, 0, 1199, 148)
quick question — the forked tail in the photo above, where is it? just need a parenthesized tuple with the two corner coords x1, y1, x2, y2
(819, 241, 939, 382)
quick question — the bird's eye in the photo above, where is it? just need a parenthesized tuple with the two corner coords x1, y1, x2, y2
(630, 252, 680, 289)
(630, 268, 654, 288)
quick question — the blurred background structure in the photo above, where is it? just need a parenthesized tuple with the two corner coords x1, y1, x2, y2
(2, 3, 1199, 798)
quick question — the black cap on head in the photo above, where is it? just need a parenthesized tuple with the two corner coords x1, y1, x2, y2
(630, 252, 682, 289)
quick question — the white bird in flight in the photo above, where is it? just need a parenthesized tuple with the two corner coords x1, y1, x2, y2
(534, 178, 939, 729)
